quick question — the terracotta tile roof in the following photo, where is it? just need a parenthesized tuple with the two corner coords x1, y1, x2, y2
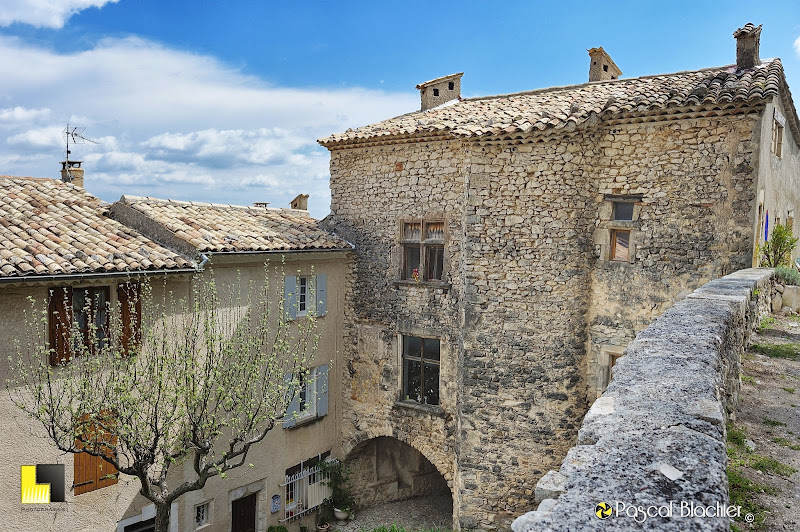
(0, 177, 194, 279)
(116, 196, 353, 253)
(320, 59, 792, 147)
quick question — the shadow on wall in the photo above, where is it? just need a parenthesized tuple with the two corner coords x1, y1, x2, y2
(346, 436, 452, 509)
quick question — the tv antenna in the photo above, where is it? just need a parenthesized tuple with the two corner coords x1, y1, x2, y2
(61, 124, 98, 183)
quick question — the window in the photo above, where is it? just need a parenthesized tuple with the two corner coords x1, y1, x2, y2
(772, 109, 785, 157)
(401, 220, 445, 282)
(283, 453, 332, 522)
(402, 335, 440, 405)
(283, 364, 329, 428)
(284, 274, 327, 320)
(195, 502, 211, 527)
(610, 230, 630, 261)
(74, 413, 118, 495)
(433, 88, 439, 96)
(48, 283, 141, 365)
(448, 81, 454, 90)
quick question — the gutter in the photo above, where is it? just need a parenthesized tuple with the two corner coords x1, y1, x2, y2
(0, 267, 198, 285)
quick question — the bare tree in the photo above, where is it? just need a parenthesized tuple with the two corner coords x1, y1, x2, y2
(7, 266, 320, 531)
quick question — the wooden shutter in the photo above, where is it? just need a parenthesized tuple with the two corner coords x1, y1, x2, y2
(315, 274, 327, 317)
(316, 364, 329, 417)
(74, 414, 118, 495)
(284, 276, 297, 321)
(48, 286, 73, 366)
(117, 282, 142, 356)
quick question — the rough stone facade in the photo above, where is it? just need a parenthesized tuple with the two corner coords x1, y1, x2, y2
(322, 89, 799, 529)
(512, 268, 774, 532)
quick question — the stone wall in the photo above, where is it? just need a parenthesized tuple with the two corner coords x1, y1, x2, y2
(512, 268, 775, 532)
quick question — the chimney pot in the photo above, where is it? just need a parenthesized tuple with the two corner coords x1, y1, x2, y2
(588, 48, 622, 82)
(733, 23, 762, 70)
(416, 73, 463, 111)
(290, 194, 309, 211)
(60, 160, 84, 189)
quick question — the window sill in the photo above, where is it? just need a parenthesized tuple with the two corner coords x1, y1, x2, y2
(286, 414, 325, 430)
(393, 280, 451, 291)
(393, 400, 445, 417)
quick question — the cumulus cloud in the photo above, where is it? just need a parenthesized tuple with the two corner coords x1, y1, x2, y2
(0, 106, 51, 123)
(0, 35, 416, 216)
(0, 0, 118, 28)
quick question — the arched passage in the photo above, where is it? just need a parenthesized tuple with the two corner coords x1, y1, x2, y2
(345, 436, 452, 511)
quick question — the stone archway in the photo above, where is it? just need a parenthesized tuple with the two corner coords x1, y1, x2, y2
(345, 436, 452, 511)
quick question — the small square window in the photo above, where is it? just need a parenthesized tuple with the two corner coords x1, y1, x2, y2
(611, 230, 630, 261)
(401, 219, 446, 282)
(195, 502, 210, 527)
(433, 88, 440, 97)
(613, 202, 634, 221)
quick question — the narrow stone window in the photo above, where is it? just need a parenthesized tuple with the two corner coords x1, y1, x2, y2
(401, 219, 445, 282)
(448, 81, 454, 90)
(603, 64, 609, 72)
(402, 335, 440, 405)
(611, 230, 630, 261)
(772, 118, 784, 157)
(297, 276, 308, 316)
(433, 88, 440, 97)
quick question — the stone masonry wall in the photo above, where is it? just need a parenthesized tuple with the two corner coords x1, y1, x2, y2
(325, 140, 468, 519)
(512, 268, 775, 532)
(585, 115, 760, 399)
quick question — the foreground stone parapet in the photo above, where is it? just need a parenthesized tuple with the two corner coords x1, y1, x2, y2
(512, 268, 774, 532)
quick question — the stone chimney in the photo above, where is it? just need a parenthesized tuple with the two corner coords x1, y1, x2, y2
(290, 194, 309, 210)
(733, 23, 762, 70)
(588, 47, 622, 82)
(416, 73, 463, 111)
(60, 160, 84, 188)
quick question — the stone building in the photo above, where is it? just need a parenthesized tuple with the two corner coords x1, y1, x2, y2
(318, 23, 800, 530)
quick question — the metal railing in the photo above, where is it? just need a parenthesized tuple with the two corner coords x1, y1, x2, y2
(280, 461, 331, 522)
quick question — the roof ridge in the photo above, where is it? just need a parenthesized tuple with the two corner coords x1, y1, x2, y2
(462, 61, 777, 103)
(120, 194, 307, 216)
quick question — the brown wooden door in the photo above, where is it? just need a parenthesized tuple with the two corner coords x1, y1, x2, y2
(232, 493, 257, 532)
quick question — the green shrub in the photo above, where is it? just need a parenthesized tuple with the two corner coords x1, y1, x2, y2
(760, 223, 799, 267)
(775, 265, 800, 285)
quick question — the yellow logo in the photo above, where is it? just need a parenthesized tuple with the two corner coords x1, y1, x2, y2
(21, 465, 65, 504)
(595, 502, 613, 519)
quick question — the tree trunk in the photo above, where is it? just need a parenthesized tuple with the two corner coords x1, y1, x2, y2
(154, 502, 171, 532)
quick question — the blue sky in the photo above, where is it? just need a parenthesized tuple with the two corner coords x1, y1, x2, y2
(1, 1, 799, 217)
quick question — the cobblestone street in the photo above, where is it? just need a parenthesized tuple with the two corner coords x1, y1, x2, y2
(332, 495, 452, 532)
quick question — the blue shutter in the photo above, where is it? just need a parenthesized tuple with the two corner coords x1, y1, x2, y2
(283, 372, 299, 429)
(284, 276, 297, 321)
(315, 274, 327, 317)
(316, 364, 329, 417)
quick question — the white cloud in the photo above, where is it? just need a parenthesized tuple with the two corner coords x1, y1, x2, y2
(0, 106, 51, 123)
(0, 0, 118, 28)
(795, 35, 800, 58)
(0, 35, 416, 217)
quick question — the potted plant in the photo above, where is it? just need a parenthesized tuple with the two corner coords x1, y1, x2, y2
(320, 459, 356, 521)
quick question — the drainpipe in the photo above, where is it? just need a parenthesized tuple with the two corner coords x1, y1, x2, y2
(197, 253, 210, 270)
